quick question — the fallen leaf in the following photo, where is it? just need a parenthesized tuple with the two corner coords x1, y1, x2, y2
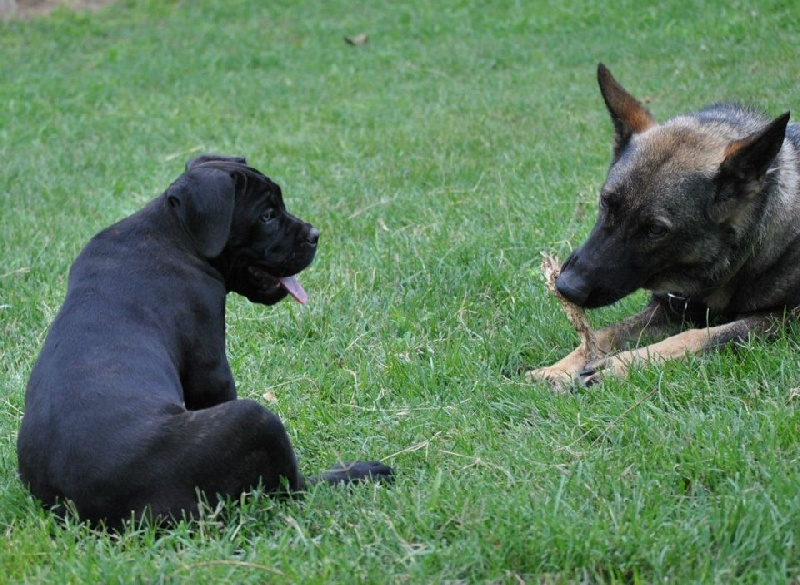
(344, 33, 368, 46)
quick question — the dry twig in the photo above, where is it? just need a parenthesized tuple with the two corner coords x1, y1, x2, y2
(540, 252, 601, 361)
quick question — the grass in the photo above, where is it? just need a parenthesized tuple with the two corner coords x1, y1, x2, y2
(2, 0, 800, 582)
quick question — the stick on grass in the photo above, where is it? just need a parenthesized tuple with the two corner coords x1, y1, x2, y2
(540, 252, 601, 361)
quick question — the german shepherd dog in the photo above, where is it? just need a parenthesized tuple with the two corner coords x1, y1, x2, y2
(527, 64, 800, 388)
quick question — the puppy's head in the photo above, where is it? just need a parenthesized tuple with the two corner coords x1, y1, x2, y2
(168, 154, 319, 305)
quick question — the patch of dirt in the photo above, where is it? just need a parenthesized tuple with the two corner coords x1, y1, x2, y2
(1, 0, 113, 19)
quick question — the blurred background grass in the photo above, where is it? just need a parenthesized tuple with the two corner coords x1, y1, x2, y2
(2, 1, 800, 582)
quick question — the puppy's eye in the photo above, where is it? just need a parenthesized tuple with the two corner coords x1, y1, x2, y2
(259, 210, 277, 223)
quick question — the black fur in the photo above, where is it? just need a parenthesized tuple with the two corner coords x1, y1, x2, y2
(17, 154, 393, 529)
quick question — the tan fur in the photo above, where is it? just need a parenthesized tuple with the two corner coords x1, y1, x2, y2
(527, 64, 799, 390)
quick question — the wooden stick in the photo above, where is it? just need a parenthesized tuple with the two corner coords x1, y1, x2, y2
(540, 252, 601, 361)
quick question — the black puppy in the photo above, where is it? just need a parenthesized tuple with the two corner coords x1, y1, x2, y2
(17, 154, 393, 528)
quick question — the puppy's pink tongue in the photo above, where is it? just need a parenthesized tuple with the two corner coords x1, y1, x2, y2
(279, 276, 308, 304)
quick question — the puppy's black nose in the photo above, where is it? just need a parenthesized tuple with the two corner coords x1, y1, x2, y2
(306, 227, 320, 246)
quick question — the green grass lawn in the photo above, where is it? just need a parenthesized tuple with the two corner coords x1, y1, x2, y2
(2, 0, 800, 582)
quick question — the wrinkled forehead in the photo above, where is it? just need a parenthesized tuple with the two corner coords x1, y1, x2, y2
(196, 160, 285, 208)
(605, 119, 729, 194)
(236, 167, 285, 208)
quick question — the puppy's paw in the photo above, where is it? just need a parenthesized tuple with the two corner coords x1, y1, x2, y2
(315, 460, 395, 486)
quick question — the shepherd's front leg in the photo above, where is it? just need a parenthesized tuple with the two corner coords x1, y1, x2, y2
(526, 299, 673, 390)
(578, 314, 781, 384)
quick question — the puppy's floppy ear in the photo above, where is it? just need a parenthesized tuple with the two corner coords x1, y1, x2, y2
(185, 153, 247, 172)
(597, 63, 656, 159)
(168, 167, 236, 258)
(710, 112, 790, 224)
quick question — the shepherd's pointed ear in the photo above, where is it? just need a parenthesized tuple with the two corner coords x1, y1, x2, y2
(597, 63, 656, 159)
(710, 112, 790, 223)
(167, 167, 236, 258)
(719, 112, 790, 184)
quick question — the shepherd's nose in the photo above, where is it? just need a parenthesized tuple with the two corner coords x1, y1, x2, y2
(555, 270, 590, 306)
(306, 227, 320, 246)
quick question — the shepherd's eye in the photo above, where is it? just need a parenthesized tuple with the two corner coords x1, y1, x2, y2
(647, 223, 668, 239)
(259, 210, 277, 223)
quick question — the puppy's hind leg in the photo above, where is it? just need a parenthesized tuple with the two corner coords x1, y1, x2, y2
(138, 399, 393, 523)
(133, 399, 304, 523)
